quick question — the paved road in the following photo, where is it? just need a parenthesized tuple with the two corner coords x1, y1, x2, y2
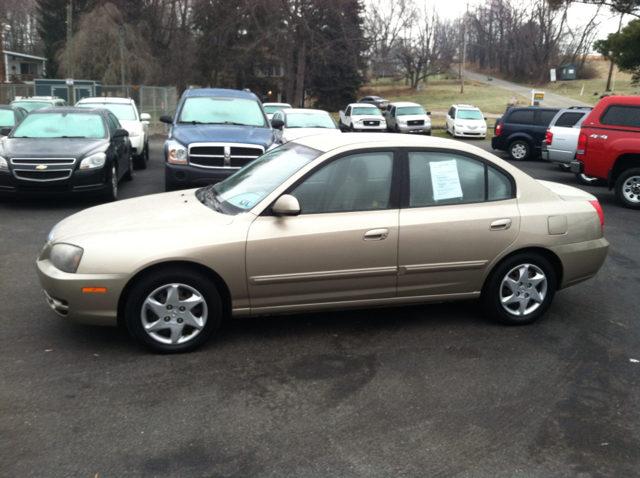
(1, 137, 639, 477)
(465, 71, 592, 108)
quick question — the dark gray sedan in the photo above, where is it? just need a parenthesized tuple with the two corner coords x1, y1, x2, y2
(0, 107, 132, 201)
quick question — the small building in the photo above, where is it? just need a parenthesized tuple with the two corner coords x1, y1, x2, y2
(1, 50, 46, 83)
(558, 62, 578, 81)
(34, 79, 102, 103)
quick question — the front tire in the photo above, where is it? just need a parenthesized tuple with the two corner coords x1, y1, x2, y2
(482, 253, 556, 325)
(615, 168, 640, 209)
(123, 151, 134, 181)
(104, 164, 118, 202)
(509, 140, 530, 161)
(125, 268, 222, 354)
(134, 143, 148, 169)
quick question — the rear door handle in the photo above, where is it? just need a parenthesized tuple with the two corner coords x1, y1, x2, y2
(364, 229, 389, 241)
(490, 219, 512, 231)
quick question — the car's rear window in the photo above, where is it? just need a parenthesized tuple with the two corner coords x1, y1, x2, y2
(12, 113, 106, 138)
(508, 110, 535, 124)
(538, 110, 559, 126)
(554, 112, 586, 127)
(180, 97, 266, 127)
(600, 105, 640, 128)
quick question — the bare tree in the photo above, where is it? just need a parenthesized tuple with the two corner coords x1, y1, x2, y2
(0, 0, 42, 55)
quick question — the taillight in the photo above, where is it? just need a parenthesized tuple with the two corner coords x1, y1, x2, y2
(545, 129, 553, 145)
(577, 132, 587, 155)
(495, 123, 502, 136)
(589, 200, 604, 235)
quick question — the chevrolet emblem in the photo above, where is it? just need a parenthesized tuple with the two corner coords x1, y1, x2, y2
(36, 165, 48, 170)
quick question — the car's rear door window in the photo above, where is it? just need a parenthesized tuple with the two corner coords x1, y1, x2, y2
(554, 111, 586, 127)
(507, 110, 535, 124)
(408, 151, 512, 207)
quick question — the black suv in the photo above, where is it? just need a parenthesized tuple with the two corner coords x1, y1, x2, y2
(491, 106, 561, 160)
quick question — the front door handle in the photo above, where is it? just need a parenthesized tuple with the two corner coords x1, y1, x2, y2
(490, 219, 512, 231)
(364, 228, 389, 241)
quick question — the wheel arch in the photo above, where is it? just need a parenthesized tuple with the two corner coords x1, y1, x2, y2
(611, 153, 640, 183)
(483, 247, 564, 293)
(117, 260, 233, 327)
(507, 134, 533, 148)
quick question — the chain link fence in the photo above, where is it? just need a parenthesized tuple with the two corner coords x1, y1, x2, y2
(1, 84, 178, 136)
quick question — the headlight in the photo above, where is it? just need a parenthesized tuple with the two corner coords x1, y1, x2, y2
(79, 152, 106, 170)
(46, 226, 56, 243)
(168, 145, 187, 164)
(455, 123, 464, 128)
(0, 155, 7, 170)
(50, 243, 84, 273)
(399, 120, 407, 125)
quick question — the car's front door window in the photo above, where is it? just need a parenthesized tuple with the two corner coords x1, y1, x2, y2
(290, 152, 394, 214)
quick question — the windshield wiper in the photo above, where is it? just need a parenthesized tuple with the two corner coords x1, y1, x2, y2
(197, 185, 223, 212)
(61, 136, 87, 138)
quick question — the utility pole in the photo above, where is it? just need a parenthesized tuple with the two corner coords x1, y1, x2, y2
(605, 12, 625, 92)
(0, 23, 9, 85)
(119, 25, 126, 95)
(66, 0, 74, 104)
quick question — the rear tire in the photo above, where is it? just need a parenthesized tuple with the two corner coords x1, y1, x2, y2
(125, 267, 222, 354)
(134, 143, 148, 169)
(104, 164, 118, 202)
(482, 253, 556, 326)
(123, 151, 134, 181)
(615, 168, 640, 209)
(509, 140, 530, 161)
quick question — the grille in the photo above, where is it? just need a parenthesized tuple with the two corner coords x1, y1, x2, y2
(408, 120, 425, 126)
(364, 121, 380, 126)
(11, 158, 76, 165)
(14, 169, 72, 181)
(188, 143, 264, 169)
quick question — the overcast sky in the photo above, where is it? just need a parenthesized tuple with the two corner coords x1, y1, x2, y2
(430, 0, 631, 40)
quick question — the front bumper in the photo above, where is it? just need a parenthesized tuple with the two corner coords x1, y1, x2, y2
(453, 127, 486, 138)
(0, 167, 109, 197)
(36, 257, 127, 326)
(351, 123, 387, 132)
(165, 163, 239, 190)
(396, 124, 431, 134)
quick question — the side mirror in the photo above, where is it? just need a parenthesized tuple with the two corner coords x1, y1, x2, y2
(272, 194, 300, 216)
(484, 117, 487, 120)
(159, 114, 173, 124)
(113, 128, 129, 138)
(427, 111, 431, 115)
(0, 127, 11, 136)
(140, 113, 151, 121)
(271, 118, 284, 130)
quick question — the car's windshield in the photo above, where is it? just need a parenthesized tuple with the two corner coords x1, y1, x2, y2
(179, 97, 266, 127)
(457, 109, 483, 120)
(285, 113, 336, 129)
(0, 110, 16, 126)
(353, 107, 382, 116)
(397, 106, 426, 116)
(12, 113, 106, 138)
(77, 102, 137, 120)
(11, 101, 52, 112)
(197, 143, 321, 215)
(264, 105, 291, 114)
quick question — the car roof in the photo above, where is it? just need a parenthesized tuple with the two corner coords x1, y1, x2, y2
(77, 97, 134, 104)
(0, 105, 24, 111)
(28, 106, 109, 116)
(389, 102, 422, 108)
(264, 102, 291, 107)
(453, 104, 480, 109)
(294, 132, 460, 154)
(281, 108, 330, 115)
(349, 103, 379, 108)
(182, 88, 259, 101)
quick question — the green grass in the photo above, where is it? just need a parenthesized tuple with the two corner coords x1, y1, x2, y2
(544, 77, 639, 105)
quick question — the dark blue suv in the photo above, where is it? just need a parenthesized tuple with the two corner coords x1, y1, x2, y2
(160, 88, 277, 191)
(491, 106, 560, 161)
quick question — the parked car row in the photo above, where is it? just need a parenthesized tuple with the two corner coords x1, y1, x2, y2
(0, 96, 150, 201)
(338, 99, 433, 135)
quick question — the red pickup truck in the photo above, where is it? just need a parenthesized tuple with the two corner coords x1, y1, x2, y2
(571, 95, 640, 209)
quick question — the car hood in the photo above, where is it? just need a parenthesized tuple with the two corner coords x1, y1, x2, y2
(118, 119, 144, 133)
(50, 189, 234, 244)
(2, 137, 109, 159)
(283, 128, 341, 140)
(172, 124, 275, 148)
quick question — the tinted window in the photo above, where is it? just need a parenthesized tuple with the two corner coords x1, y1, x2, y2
(408, 152, 512, 207)
(554, 112, 587, 127)
(291, 152, 393, 214)
(601, 105, 640, 128)
(508, 110, 535, 125)
(538, 110, 559, 126)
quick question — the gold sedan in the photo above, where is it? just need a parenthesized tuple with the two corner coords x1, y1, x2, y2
(36, 134, 609, 353)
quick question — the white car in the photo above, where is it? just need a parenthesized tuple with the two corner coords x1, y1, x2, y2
(385, 102, 431, 135)
(263, 102, 292, 120)
(339, 103, 387, 132)
(271, 108, 341, 143)
(446, 104, 487, 139)
(76, 97, 150, 169)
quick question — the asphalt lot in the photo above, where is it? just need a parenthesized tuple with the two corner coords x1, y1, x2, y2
(1, 136, 639, 478)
